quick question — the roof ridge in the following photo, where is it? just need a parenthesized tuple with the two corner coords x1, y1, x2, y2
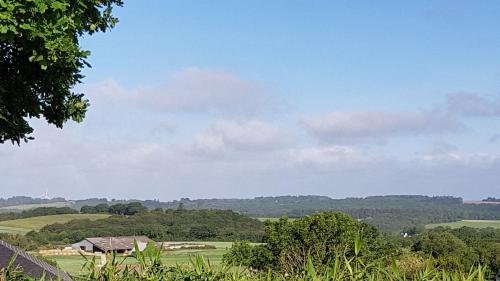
(0, 240, 72, 281)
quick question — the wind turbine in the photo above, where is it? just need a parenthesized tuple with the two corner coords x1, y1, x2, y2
(38, 189, 50, 200)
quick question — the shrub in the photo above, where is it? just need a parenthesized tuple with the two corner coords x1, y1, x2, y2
(263, 212, 384, 272)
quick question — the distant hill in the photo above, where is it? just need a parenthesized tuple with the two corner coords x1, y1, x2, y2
(0, 214, 110, 235)
(425, 220, 500, 229)
(2, 195, 500, 232)
(0, 197, 67, 210)
(0, 202, 71, 212)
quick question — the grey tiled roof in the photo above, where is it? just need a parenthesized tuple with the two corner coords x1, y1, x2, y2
(0, 240, 72, 281)
(85, 236, 150, 252)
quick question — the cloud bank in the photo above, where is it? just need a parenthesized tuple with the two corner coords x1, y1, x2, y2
(1, 70, 500, 200)
(88, 68, 277, 116)
(301, 110, 462, 142)
(447, 93, 500, 117)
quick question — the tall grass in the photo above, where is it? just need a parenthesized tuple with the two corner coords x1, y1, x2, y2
(1, 242, 490, 281)
(80, 241, 489, 280)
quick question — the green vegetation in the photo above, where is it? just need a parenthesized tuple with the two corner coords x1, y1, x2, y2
(482, 197, 500, 202)
(0, 214, 110, 232)
(2, 195, 500, 234)
(51, 244, 228, 274)
(0, 207, 104, 234)
(0, 226, 31, 235)
(412, 226, 500, 273)
(426, 220, 500, 229)
(0, 197, 67, 209)
(71, 195, 500, 233)
(256, 217, 296, 222)
(224, 212, 396, 272)
(224, 212, 500, 279)
(1, 210, 499, 279)
(0, 0, 122, 144)
(0, 233, 37, 250)
(198, 241, 234, 249)
(49, 241, 261, 274)
(80, 202, 148, 215)
(27, 208, 264, 245)
(0, 202, 71, 211)
(2, 238, 493, 280)
(0, 207, 78, 222)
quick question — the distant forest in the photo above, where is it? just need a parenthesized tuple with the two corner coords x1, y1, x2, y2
(1, 195, 499, 232)
(0, 196, 67, 208)
(73, 195, 500, 232)
(26, 209, 264, 245)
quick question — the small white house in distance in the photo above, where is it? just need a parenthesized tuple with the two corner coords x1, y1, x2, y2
(72, 236, 150, 254)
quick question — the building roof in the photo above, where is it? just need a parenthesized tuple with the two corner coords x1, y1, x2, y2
(0, 240, 72, 281)
(85, 236, 150, 252)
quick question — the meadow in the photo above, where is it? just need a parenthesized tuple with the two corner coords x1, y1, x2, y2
(0, 225, 31, 235)
(256, 217, 296, 222)
(425, 219, 500, 229)
(0, 214, 110, 234)
(0, 202, 72, 211)
(49, 243, 230, 274)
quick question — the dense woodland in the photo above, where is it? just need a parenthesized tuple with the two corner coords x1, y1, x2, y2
(483, 197, 500, 202)
(0, 197, 66, 209)
(26, 208, 264, 245)
(1, 195, 499, 233)
(0, 207, 77, 221)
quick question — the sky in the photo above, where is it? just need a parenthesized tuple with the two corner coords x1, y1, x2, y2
(1, 1, 500, 200)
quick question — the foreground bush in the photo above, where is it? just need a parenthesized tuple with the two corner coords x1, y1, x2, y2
(2, 251, 490, 281)
(223, 212, 398, 272)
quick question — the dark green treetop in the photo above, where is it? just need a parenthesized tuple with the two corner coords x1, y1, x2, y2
(0, 0, 123, 144)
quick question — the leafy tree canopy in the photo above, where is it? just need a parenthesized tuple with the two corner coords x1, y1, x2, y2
(0, 0, 123, 144)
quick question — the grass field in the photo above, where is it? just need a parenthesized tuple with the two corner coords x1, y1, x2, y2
(0, 202, 72, 211)
(50, 243, 230, 274)
(425, 220, 500, 229)
(256, 217, 297, 222)
(0, 225, 32, 235)
(0, 214, 110, 234)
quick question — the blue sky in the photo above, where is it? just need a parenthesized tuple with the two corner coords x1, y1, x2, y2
(1, 1, 500, 200)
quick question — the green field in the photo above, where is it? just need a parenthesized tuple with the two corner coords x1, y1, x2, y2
(0, 202, 72, 211)
(425, 220, 500, 229)
(0, 225, 32, 235)
(50, 243, 230, 274)
(256, 217, 297, 222)
(0, 214, 110, 234)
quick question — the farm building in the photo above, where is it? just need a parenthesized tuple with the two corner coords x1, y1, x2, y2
(72, 236, 150, 253)
(0, 240, 72, 281)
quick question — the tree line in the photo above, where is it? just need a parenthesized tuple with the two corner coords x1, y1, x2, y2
(0, 207, 77, 222)
(1, 195, 500, 233)
(26, 207, 264, 245)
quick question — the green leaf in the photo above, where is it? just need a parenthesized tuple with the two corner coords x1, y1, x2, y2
(50, 1, 67, 11)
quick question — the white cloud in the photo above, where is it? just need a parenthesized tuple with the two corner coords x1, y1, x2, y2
(86, 68, 276, 116)
(301, 110, 462, 142)
(447, 93, 500, 117)
(1, 121, 499, 200)
(3, 72, 500, 200)
(288, 145, 376, 171)
(415, 142, 500, 166)
(424, 141, 458, 155)
(187, 120, 294, 157)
